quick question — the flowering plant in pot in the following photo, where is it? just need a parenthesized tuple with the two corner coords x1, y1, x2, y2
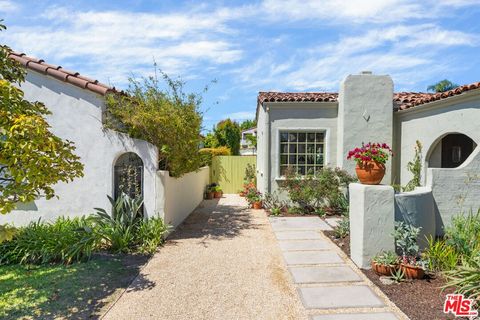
(205, 184, 215, 199)
(393, 221, 425, 279)
(371, 251, 399, 276)
(347, 142, 393, 185)
(246, 187, 262, 209)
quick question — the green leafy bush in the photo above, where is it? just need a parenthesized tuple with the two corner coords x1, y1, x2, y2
(280, 167, 355, 214)
(0, 217, 97, 265)
(423, 236, 458, 272)
(444, 209, 480, 260)
(135, 217, 170, 254)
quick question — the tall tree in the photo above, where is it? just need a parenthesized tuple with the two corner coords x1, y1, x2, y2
(427, 79, 459, 93)
(213, 119, 241, 155)
(0, 21, 84, 215)
(240, 119, 257, 131)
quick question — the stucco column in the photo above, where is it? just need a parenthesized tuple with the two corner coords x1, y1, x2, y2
(337, 72, 394, 183)
(349, 183, 395, 269)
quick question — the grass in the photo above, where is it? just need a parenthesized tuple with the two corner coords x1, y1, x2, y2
(0, 253, 148, 319)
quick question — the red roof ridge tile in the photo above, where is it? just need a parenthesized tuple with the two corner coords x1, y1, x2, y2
(8, 51, 117, 96)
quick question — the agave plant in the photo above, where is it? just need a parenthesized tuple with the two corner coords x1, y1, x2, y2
(92, 193, 144, 253)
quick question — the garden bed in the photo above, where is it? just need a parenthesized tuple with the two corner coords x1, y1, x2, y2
(324, 232, 455, 320)
(0, 253, 149, 319)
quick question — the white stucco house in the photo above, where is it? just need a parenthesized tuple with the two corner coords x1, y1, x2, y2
(1, 52, 209, 227)
(240, 127, 257, 155)
(256, 72, 480, 236)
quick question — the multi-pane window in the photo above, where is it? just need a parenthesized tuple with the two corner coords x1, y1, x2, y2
(279, 131, 325, 176)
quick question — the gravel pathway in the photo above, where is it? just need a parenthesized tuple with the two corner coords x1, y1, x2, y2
(103, 194, 307, 320)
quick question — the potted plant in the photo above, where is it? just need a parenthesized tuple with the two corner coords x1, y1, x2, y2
(246, 187, 262, 209)
(347, 142, 393, 185)
(371, 251, 399, 276)
(206, 183, 217, 200)
(393, 221, 425, 279)
(213, 185, 223, 198)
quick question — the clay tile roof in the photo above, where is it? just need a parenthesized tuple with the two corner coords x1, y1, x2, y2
(393, 82, 480, 110)
(258, 92, 338, 103)
(8, 51, 118, 96)
(259, 82, 480, 111)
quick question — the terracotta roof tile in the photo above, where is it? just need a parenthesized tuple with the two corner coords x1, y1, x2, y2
(8, 51, 118, 96)
(258, 92, 338, 103)
(259, 82, 480, 111)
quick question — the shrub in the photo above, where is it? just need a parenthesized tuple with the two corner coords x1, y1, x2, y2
(280, 167, 355, 214)
(0, 217, 97, 265)
(444, 209, 480, 261)
(392, 221, 421, 265)
(199, 146, 231, 166)
(244, 163, 256, 185)
(135, 217, 170, 254)
(92, 194, 143, 253)
(105, 71, 205, 177)
(423, 236, 459, 272)
(372, 251, 399, 266)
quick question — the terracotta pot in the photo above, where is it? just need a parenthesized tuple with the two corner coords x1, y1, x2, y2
(206, 192, 214, 200)
(239, 192, 246, 197)
(214, 191, 222, 198)
(252, 201, 263, 209)
(355, 161, 386, 185)
(371, 261, 398, 276)
(400, 263, 425, 279)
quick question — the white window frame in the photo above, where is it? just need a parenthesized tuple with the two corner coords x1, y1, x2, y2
(275, 128, 330, 179)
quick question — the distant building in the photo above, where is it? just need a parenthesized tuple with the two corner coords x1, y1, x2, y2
(240, 127, 257, 155)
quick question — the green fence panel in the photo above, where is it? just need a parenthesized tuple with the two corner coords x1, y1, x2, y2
(210, 156, 256, 193)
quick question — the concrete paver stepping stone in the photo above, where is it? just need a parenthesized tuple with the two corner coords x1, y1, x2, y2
(298, 285, 385, 309)
(270, 217, 332, 231)
(289, 266, 362, 283)
(311, 312, 399, 320)
(283, 251, 343, 265)
(278, 239, 334, 251)
(325, 217, 341, 228)
(275, 230, 322, 240)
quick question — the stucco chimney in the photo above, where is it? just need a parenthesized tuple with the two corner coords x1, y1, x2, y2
(336, 73, 394, 183)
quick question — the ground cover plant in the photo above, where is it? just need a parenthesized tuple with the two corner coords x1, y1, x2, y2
(0, 254, 148, 319)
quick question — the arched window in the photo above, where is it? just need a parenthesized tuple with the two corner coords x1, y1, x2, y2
(114, 152, 144, 200)
(427, 133, 477, 168)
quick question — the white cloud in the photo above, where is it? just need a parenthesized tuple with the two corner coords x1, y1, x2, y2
(0, 0, 17, 13)
(223, 111, 256, 121)
(3, 6, 244, 85)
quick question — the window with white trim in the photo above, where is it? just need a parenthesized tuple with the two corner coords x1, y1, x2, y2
(279, 131, 325, 176)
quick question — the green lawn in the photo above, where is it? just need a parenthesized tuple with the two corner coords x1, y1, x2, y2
(0, 254, 148, 320)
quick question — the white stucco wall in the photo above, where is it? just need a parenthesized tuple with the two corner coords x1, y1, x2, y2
(395, 90, 480, 186)
(0, 71, 159, 226)
(267, 102, 338, 194)
(256, 103, 267, 194)
(156, 167, 210, 228)
(396, 90, 480, 233)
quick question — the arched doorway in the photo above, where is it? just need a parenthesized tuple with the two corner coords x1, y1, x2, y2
(113, 152, 144, 200)
(427, 133, 477, 168)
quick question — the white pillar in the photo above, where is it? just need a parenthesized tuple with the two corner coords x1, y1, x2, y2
(349, 183, 395, 269)
(337, 72, 394, 183)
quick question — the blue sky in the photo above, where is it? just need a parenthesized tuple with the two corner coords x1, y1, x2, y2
(1, 0, 480, 131)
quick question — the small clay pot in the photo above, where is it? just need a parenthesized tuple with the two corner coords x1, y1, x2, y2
(206, 192, 214, 200)
(252, 201, 263, 209)
(371, 261, 398, 276)
(400, 263, 425, 279)
(355, 161, 386, 185)
(214, 191, 222, 198)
